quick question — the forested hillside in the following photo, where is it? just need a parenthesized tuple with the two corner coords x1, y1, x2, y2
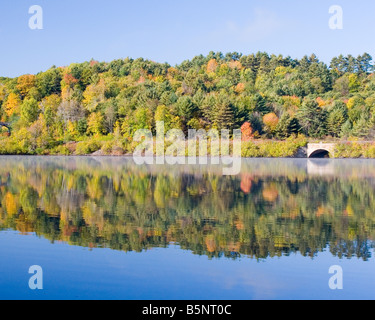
(0, 51, 374, 155)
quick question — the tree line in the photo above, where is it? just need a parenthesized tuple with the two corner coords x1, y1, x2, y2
(0, 51, 374, 155)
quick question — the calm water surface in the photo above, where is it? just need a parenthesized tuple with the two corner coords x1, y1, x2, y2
(0, 156, 375, 300)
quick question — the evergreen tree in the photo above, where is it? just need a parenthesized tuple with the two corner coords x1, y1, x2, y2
(327, 107, 347, 137)
(213, 93, 234, 130)
(340, 120, 353, 139)
(275, 113, 301, 139)
(352, 115, 370, 138)
(297, 99, 327, 138)
(249, 112, 263, 136)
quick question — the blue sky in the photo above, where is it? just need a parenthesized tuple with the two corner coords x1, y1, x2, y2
(0, 0, 374, 77)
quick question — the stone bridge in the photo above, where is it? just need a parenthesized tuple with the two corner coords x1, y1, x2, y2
(307, 143, 336, 158)
(0, 122, 11, 135)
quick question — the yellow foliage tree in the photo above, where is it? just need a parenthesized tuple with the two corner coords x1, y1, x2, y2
(5, 192, 18, 216)
(16, 74, 36, 97)
(316, 97, 326, 108)
(83, 79, 105, 112)
(347, 96, 364, 109)
(282, 96, 301, 115)
(4, 92, 21, 116)
(0, 85, 6, 102)
(67, 120, 79, 138)
(87, 112, 105, 135)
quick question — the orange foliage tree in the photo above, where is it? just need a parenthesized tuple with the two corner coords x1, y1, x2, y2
(206, 59, 218, 73)
(241, 122, 253, 141)
(63, 73, 79, 88)
(263, 113, 279, 134)
(235, 83, 245, 94)
(316, 97, 326, 108)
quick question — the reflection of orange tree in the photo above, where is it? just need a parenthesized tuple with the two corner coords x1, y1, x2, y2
(0, 158, 375, 260)
(240, 173, 253, 194)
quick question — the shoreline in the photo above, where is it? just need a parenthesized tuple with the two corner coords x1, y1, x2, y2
(0, 153, 372, 160)
(2, 139, 375, 159)
(3, 135, 375, 159)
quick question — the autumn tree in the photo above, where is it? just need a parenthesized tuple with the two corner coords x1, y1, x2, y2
(21, 98, 39, 125)
(40, 94, 61, 129)
(4, 92, 21, 117)
(155, 105, 173, 132)
(263, 113, 279, 135)
(83, 79, 106, 112)
(17, 74, 36, 97)
(87, 112, 105, 136)
(241, 122, 253, 141)
(206, 59, 218, 74)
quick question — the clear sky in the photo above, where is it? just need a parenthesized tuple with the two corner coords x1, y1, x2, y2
(0, 0, 374, 78)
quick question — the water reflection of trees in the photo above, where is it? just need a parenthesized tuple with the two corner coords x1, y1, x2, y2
(0, 157, 375, 260)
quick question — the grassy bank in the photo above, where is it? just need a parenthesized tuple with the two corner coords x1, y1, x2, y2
(3, 132, 375, 159)
(334, 142, 375, 158)
(0, 133, 309, 158)
(241, 135, 307, 158)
